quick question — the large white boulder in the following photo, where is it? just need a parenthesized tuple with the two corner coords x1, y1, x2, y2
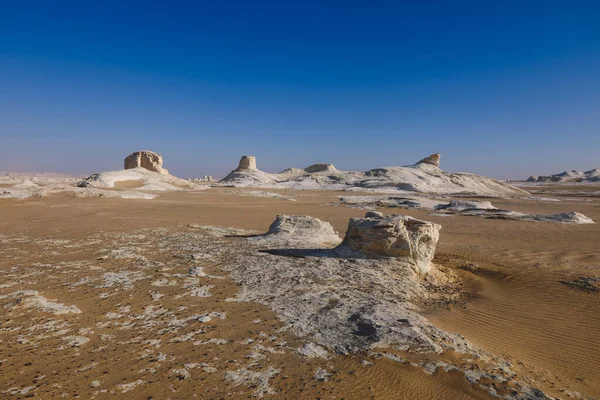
(252, 215, 342, 248)
(340, 213, 441, 274)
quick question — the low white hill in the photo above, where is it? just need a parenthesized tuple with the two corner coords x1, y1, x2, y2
(220, 153, 528, 197)
(77, 167, 197, 191)
(526, 169, 600, 183)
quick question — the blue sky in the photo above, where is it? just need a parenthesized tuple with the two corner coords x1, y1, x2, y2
(1, 1, 599, 179)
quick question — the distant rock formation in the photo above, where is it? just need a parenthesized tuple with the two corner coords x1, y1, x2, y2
(219, 153, 528, 197)
(279, 167, 305, 175)
(189, 175, 215, 182)
(415, 153, 441, 167)
(237, 156, 257, 171)
(124, 150, 168, 175)
(526, 169, 600, 183)
(305, 164, 337, 173)
(340, 212, 441, 274)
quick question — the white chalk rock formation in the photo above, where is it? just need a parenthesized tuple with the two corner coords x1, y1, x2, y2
(526, 168, 600, 183)
(221, 155, 279, 185)
(436, 199, 497, 211)
(252, 215, 342, 247)
(78, 151, 201, 192)
(219, 153, 528, 197)
(78, 168, 196, 191)
(340, 213, 441, 274)
(549, 212, 595, 224)
(237, 156, 257, 171)
(124, 150, 168, 175)
(305, 164, 337, 173)
(0, 290, 81, 314)
(415, 153, 441, 167)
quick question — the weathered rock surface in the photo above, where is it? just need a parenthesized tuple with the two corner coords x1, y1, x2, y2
(415, 153, 441, 167)
(219, 153, 528, 197)
(304, 164, 337, 173)
(526, 168, 600, 183)
(77, 167, 201, 192)
(237, 156, 257, 171)
(251, 215, 342, 247)
(124, 150, 168, 175)
(0, 290, 81, 314)
(435, 199, 497, 212)
(340, 213, 441, 274)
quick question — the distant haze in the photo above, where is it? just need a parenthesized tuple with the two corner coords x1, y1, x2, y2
(1, 2, 599, 180)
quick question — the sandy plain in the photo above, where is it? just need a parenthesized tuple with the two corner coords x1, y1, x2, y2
(0, 184, 598, 399)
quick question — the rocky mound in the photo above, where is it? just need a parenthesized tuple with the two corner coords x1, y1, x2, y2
(339, 213, 440, 274)
(251, 215, 342, 247)
(219, 154, 527, 197)
(435, 199, 497, 211)
(124, 150, 169, 175)
(78, 151, 200, 192)
(0, 176, 159, 200)
(304, 164, 337, 173)
(0, 157, 194, 199)
(78, 168, 195, 191)
(526, 168, 600, 183)
(252, 213, 441, 274)
(204, 218, 551, 396)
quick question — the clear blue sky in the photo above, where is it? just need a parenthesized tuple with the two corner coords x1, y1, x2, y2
(1, 1, 598, 179)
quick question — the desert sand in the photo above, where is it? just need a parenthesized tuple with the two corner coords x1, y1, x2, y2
(0, 182, 598, 399)
(1, 153, 599, 399)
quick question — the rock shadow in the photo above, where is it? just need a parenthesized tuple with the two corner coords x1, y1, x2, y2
(258, 248, 342, 258)
(258, 246, 378, 260)
(224, 233, 263, 238)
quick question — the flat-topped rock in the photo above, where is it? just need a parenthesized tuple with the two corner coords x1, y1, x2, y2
(340, 212, 441, 274)
(305, 164, 337, 173)
(124, 150, 168, 175)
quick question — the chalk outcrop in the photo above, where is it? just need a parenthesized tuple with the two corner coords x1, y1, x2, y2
(237, 156, 257, 171)
(219, 153, 528, 197)
(124, 150, 168, 175)
(435, 199, 497, 212)
(252, 215, 342, 247)
(526, 168, 600, 183)
(77, 151, 202, 193)
(305, 164, 337, 173)
(0, 290, 81, 315)
(415, 153, 441, 167)
(340, 213, 441, 274)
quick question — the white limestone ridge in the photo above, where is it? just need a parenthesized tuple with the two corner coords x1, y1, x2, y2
(526, 168, 600, 183)
(219, 153, 528, 197)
